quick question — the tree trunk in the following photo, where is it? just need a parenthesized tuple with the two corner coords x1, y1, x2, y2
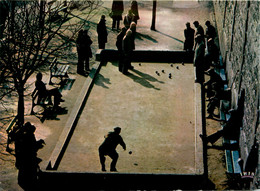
(17, 86, 25, 126)
(151, 0, 157, 31)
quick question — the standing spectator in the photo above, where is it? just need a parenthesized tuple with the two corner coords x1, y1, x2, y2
(193, 21, 205, 49)
(116, 27, 128, 72)
(122, 29, 134, 74)
(130, 0, 140, 24)
(123, 9, 134, 29)
(98, 127, 126, 172)
(76, 29, 93, 75)
(183, 22, 195, 51)
(205, 20, 216, 43)
(111, 0, 124, 31)
(97, 15, 108, 49)
(194, 34, 205, 83)
(204, 38, 219, 69)
(15, 122, 45, 190)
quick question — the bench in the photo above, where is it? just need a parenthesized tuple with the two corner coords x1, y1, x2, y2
(5, 116, 17, 152)
(49, 58, 70, 85)
(219, 100, 241, 174)
(31, 88, 53, 115)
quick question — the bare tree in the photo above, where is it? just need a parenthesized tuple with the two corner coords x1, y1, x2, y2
(0, 0, 102, 126)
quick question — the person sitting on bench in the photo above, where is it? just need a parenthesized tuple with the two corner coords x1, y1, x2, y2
(200, 109, 241, 145)
(35, 72, 64, 110)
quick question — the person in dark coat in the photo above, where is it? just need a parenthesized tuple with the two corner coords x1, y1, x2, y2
(111, 0, 124, 30)
(99, 127, 126, 172)
(116, 26, 128, 72)
(184, 22, 195, 51)
(193, 21, 205, 49)
(205, 20, 216, 42)
(15, 122, 45, 191)
(122, 29, 134, 74)
(194, 34, 205, 83)
(76, 29, 93, 75)
(204, 38, 219, 69)
(97, 15, 108, 49)
(35, 72, 64, 110)
(130, 0, 140, 24)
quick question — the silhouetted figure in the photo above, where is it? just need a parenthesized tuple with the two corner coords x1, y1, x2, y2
(123, 9, 134, 29)
(111, 0, 124, 30)
(76, 29, 92, 75)
(205, 20, 216, 42)
(206, 82, 225, 119)
(97, 15, 108, 49)
(35, 72, 64, 110)
(116, 27, 128, 72)
(184, 22, 195, 51)
(122, 29, 134, 74)
(99, 127, 126, 172)
(194, 35, 205, 83)
(193, 21, 205, 49)
(204, 38, 219, 70)
(204, 68, 224, 98)
(15, 122, 45, 191)
(201, 109, 241, 145)
(130, 0, 140, 24)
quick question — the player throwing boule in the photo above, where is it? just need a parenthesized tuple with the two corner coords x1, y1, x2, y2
(98, 127, 126, 172)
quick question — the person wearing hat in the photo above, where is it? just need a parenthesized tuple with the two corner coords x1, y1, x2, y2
(194, 34, 205, 83)
(184, 22, 195, 51)
(111, 0, 124, 31)
(98, 127, 126, 172)
(97, 15, 108, 49)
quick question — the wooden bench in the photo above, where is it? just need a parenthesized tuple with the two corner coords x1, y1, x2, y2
(49, 58, 70, 85)
(219, 100, 241, 174)
(6, 116, 17, 152)
(31, 88, 53, 115)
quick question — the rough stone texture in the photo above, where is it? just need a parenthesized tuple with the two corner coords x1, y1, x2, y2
(213, 1, 259, 189)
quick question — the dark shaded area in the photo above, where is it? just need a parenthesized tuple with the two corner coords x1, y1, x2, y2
(97, 49, 194, 63)
(155, 30, 184, 43)
(38, 171, 215, 190)
(135, 32, 158, 43)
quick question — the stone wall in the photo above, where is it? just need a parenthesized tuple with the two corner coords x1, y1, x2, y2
(213, 1, 259, 189)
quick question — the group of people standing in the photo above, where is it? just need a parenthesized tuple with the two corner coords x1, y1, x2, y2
(184, 20, 218, 84)
(76, 0, 139, 76)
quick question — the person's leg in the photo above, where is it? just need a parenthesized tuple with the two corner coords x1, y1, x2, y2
(85, 56, 90, 72)
(109, 151, 119, 171)
(116, 19, 120, 30)
(99, 149, 106, 171)
(77, 51, 84, 74)
(112, 18, 116, 29)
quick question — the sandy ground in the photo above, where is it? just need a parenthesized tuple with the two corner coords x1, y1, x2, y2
(58, 62, 198, 174)
(0, 1, 230, 190)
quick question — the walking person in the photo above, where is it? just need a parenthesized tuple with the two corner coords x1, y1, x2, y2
(183, 22, 195, 51)
(194, 34, 205, 83)
(130, 0, 140, 24)
(116, 26, 128, 72)
(76, 29, 93, 75)
(98, 127, 126, 172)
(97, 15, 108, 49)
(111, 0, 124, 31)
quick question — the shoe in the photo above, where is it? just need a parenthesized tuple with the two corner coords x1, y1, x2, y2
(110, 168, 117, 172)
(102, 168, 106, 172)
(206, 114, 213, 119)
(199, 134, 208, 144)
(59, 99, 65, 102)
(129, 65, 134, 70)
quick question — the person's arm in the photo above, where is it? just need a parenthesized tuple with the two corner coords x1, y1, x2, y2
(119, 136, 126, 150)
